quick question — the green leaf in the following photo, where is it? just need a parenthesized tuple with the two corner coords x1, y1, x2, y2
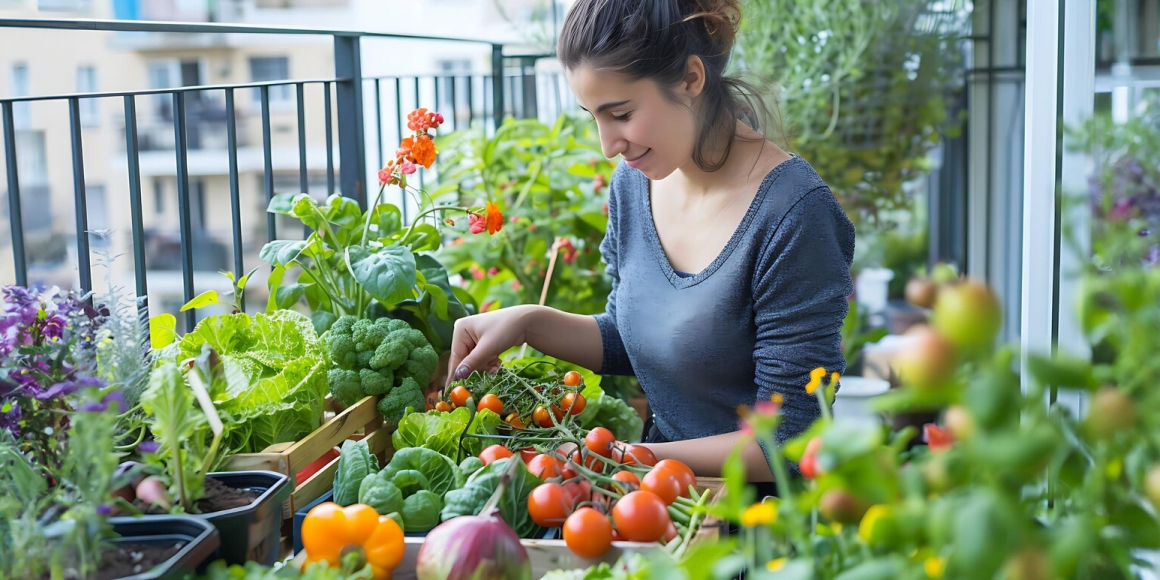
(348, 245, 417, 304)
(267, 193, 300, 216)
(275, 283, 310, 310)
(180, 290, 220, 312)
(265, 264, 287, 315)
(325, 194, 363, 227)
(380, 447, 462, 497)
(365, 204, 403, 238)
(440, 457, 544, 538)
(402, 224, 442, 252)
(260, 240, 308, 266)
(149, 313, 178, 350)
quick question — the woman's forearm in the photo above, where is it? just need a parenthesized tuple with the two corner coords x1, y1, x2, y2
(522, 306, 605, 372)
(641, 430, 775, 482)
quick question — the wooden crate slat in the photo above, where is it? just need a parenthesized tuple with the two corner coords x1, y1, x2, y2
(283, 395, 381, 474)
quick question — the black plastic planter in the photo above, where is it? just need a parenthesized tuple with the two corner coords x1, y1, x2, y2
(199, 470, 291, 566)
(108, 515, 220, 579)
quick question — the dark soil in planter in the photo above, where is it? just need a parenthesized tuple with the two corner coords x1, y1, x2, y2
(38, 542, 184, 580)
(139, 476, 258, 514)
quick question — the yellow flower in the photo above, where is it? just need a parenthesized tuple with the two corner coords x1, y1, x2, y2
(740, 501, 778, 527)
(766, 558, 787, 572)
(924, 557, 946, 578)
(805, 367, 827, 394)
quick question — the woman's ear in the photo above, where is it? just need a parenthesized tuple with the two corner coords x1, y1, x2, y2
(682, 55, 706, 99)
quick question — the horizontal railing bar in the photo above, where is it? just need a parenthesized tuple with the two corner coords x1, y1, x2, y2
(0, 18, 502, 45)
(0, 78, 346, 103)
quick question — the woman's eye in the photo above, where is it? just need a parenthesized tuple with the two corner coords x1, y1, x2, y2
(611, 112, 632, 122)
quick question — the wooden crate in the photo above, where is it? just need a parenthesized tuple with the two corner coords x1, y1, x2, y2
(225, 395, 394, 521)
(384, 477, 726, 579)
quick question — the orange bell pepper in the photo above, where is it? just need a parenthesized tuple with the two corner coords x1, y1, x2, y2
(301, 502, 404, 580)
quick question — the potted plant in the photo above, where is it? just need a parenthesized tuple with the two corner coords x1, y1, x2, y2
(130, 347, 291, 566)
(0, 386, 221, 580)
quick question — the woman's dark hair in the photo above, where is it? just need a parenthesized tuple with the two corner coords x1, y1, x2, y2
(558, 0, 775, 172)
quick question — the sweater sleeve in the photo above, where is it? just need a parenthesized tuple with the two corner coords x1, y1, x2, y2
(592, 166, 635, 376)
(752, 187, 855, 450)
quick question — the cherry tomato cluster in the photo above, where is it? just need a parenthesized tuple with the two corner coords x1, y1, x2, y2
(435, 368, 587, 432)
(479, 426, 710, 559)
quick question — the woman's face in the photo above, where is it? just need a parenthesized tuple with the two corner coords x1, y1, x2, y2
(565, 64, 700, 181)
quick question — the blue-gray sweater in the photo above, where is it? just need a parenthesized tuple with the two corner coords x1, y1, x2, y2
(592, 155, 855, 454)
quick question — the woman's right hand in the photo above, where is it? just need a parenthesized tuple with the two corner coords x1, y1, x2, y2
(446, 305, 540, 384)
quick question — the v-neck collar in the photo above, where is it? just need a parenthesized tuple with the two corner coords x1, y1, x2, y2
(638, 155, 800, 290)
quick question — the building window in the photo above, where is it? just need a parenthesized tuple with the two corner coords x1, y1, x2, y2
(147, 59, 204, 121)
(249, 57, 291, 106)
(153, 179, 165, 215)
(11, 64, 30, 130)
(76, 66, 99, 127)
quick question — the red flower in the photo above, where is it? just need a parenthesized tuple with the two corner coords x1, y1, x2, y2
(378, 168, 393, 185)
(484, 202, 503, 235)
(487, 267, 499, 276)
(558, 238, 578, 264)
(470, 265, 485, 280)
(401, 160, 417, 175)
(593, 174, 606, 192)
(924, 424, 954, 453)
(512, 280, 522, 291)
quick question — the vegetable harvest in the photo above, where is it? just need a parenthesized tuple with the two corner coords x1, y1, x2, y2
(324, 315, 438, 422)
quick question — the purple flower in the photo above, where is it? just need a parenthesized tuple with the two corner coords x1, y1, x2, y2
(137, 441, 160, 454)
(96, 505, 114, 516)
(37, 380, 78, 401)
(78, 399, 107, 412)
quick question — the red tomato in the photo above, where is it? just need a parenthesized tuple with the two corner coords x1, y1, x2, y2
(564, 507, 612, 558)
(653, 459, 696, 496)
(641, 468, 683, 505)
(585, 427, 616, 457)
(611, 491, 671, 542)
(480, 445, 513, 465)
(563, 371, 583, 387)
(528, 454, 564, 479)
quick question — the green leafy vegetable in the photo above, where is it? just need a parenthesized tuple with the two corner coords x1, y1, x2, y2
(357, 472, 404, 516)
(323, 315, 439, 407)
(166, 310, 329, 454)
(391, 407, 502, 461)
(458, 457, 485, 479)
(440, 457, 544, 538)
(333, 439, 378, 506)
(401, 490, 443, 533)
(379, 447, 462, 496)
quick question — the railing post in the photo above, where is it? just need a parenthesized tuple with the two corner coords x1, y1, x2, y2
(2, 102, 27, 287)
(491, 44, 505, 131)
(334, 35, 367, 208)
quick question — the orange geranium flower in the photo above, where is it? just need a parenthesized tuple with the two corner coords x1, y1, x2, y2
(408, 134, 437, 168)
(484, 202, 503, 234)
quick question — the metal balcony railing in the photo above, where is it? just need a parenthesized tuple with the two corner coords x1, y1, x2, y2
(0, 17, 574, 330)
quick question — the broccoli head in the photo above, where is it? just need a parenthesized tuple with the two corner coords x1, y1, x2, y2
(323, 315, 440, 408)
(378, 377, 424, 424)
(328, 368, 363, 407)
(360, 367, 394, 396)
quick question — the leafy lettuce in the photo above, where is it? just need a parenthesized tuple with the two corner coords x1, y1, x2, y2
(165, 310, 329, 453)
(391, 406, 502, 462)
(441, 457, 544, 538)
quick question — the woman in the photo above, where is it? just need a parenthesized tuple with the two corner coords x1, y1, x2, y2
(447, 0, 855, 483)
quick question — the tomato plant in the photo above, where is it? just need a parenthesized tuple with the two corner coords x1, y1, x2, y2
(653, 459, 696, 495)
(563, 371, 583, 387)
(562, 392, 586, 415)
(641, 468, 683, 505)
(527, 454, 563, 479)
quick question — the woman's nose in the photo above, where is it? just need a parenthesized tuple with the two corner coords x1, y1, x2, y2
(599, 126, 625, 160)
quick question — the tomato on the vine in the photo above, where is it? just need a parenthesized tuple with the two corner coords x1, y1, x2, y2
(518, 448, 538, 465)
(611, 491, 671, 542)
(611, 470, 640, 494)
(505, 412, 526, 430)
(663, 522, 679, 542)
(449, 386, 472, 408)
(585, 427, 616, 457)
(533, 406, 554, 428)
(550, 404, 566, 421)
(562, 392, 586, 415)
(479, 445, 513, 465)
(478, 393, 503, 415)
(434, 401, 453, 413)
(563, 371, 583, 387)
(653, 459, 696, 495)
(562, 479, 592, 506)
(564, 507, 612, 558)
(528, 483, 572, 528)
(528, 454, 564, 479)
(572, 450, 610, 473)
(641, 468, 682, 505)
(614, 444, 657, 467)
